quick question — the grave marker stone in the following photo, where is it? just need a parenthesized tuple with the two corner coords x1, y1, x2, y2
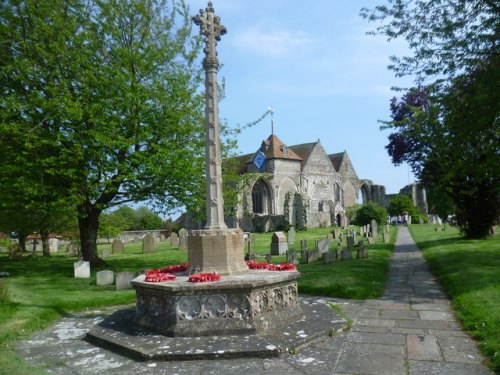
(357, 241, 368, 259)
(300, 239, 308, 251)
(66, 243, 79, 257)
(326, 233, 334, 241)
(142, 234, 155, 253)
(341, 248, 352, 261)
(347, 236, 355, 250)
(115, 271, 135, 290)
(96, 270, 114, 286)
(74, 261, 90, 278)
(287, 249, 299, 265)
(383, 232, 390, 244)
(178, 228, 188, 251)
(367, 237, 375, 245)
(371, 219, 378, 239)
(336, 247, 343, 259)
(170, 232, 179, 248)
(112, 239, 124, 254)
(287, 226, 296, 244)
(270, 232, 288, 255)
(322, 251, 336, 264)
(102, 249, 110, 259)
(316, 239, 330, 254)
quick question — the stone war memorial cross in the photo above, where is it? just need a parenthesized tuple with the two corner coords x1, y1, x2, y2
(188, 2, 248, 275)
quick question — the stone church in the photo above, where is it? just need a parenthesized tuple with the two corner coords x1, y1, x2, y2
(233, 134, 364, 232)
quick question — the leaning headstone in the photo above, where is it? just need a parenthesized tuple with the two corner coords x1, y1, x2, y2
(300, 239, 308, 251)
(112, 239, 124, 254)
(347, 236, 355, 250)
(142, 234, 155, 253)
(270, 232, 288, 255)
(178, 228, 188, 251)
(316, 239, 330, 254)
(74, 261, 90, 278)
(322, 251, 336, 264)
(102, 249, 110, 259)
(115, 271, 135, 290)
(96, 270, 114, 286)
(287, 226, 296, 245)
(371, 219, 378, 239)
(341, 248, 352, 261)
(170, 232, 179, 248)
(287, 249, 299, 265)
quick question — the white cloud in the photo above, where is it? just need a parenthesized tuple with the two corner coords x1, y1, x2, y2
(231, 27, 317, 58)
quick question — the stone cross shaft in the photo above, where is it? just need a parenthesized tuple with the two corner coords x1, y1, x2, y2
(193, 2, 227, 230)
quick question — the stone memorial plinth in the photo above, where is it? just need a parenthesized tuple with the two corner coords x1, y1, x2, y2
(74, 261, 90, 278)
(132, 270, 301, 337)
(270, 231, 288, 255)
(188, 228, 248, 275)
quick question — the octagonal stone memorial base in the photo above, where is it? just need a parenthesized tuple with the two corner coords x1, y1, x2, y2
(131, 270, 302, 337)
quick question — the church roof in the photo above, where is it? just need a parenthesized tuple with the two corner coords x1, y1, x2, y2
(288, 141, 319, 168)
(328, 152, 346, 172)
(261, 134, 303, 161)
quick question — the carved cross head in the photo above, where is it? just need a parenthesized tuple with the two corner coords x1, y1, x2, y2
(193, 2, 226, 63)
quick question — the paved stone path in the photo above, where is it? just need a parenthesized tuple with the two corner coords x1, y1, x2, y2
(17, 227, 492, 374)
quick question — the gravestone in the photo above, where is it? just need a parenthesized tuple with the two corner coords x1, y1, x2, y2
(326, 233, 334, 241)
(322, 251, 336, 264)
(371, 219, 378, 239)
(178, 228, 188, 251)
(160, 234, 166, 242)
(287, 249, 299, 265)
(287, 226, 296, 245)
(341, 248, 352, 261)
(333, 229, 340, 239)
(102, 249, 110, 259)
(112, 239, 124, 254)
(383, 232, 390, 244)
(115, 271, 135, 290)
(347, 236, 355, 250)
(357, 241, 368, 259)
(359, 227, 364, 236)
(300, 239, 308, 251)
(302, 249, 320, 263)
(301, 249, 309, 263)
(316, 239, 330, 254)
(66, 243, 79, 257)
(367, 237, 375, 245)
(170, 232, 179, 248)
(49, 238, 58, 254)
(270, 231, 288, 255)
(96, 270, 114, 286)
(74, 261, 90, 278)
(142, 234, 155, 253)
(336, 247, 343, 259)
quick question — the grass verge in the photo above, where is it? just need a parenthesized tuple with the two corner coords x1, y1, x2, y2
(408, 224, 500, 373)
(0, 225, 395, 374)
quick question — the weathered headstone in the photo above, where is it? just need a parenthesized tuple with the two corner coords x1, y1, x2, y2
(74, 261, 90, 278)
(66, 243, 79, 257)
(371, 219, 378, 239)
(301, 249, 309, 263)
(322, 251, 336, 264)
(112, 239, 124, 254)
(49, 238, 58, 254)
(102, 249, 110, 259)
(308, 250, 320, 263)
(383, 232, 390, 244)
(341, 248, 352, 261)
(96, 270, 114, 286)
(300, 239, 308, 251)
(115, 271, 135, 290)
(270, 231, 288, 255)
(367, 237, 375, 245)
(316, 239, 330, 254)
(287, 249, 299, 265)
(142, 234, 155, 253)
(287, 226, 296, 245)
(170, 232, 179, 248)
(178, 228, 188, 251)
(160, 234, 166, 242)
(357, 241, 368, 259)
(336, 247, 343, 259)
(359, 227, 364, 236)
(347, 236, 355, 250)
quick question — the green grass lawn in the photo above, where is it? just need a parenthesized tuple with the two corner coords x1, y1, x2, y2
(408, 224, 500, 373)
(0, 226, 395, 374)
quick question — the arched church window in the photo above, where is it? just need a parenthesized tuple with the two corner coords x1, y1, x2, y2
(252, 183, 264, 213)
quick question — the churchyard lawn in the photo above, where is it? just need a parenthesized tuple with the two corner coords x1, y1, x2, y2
(409, 225, 500, 373)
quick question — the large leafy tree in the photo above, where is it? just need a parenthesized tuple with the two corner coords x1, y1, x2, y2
(0, 0, 205, 265)
(362, 0, 500, 238)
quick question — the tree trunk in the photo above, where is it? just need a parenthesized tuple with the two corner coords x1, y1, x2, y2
(18, 235, 27, 252)
(78, 203, 106, 267)
(40, 230, 50, 257)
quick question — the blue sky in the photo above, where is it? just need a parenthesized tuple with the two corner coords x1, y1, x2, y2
(188, 0, 416, 194)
